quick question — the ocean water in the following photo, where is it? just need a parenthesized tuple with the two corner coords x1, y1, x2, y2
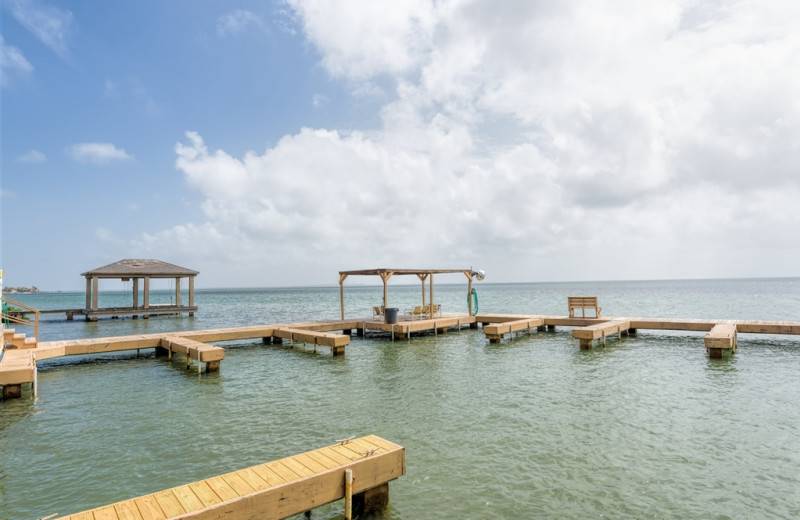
(2, 278, 799, 519)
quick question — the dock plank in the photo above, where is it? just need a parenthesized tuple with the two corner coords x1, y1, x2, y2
(92, 505, 120, 520)
(114, 500, 144, 520)
(294, 452, 335, 473)
(57, 436, 405, 520)
(152, 490, 186, 518)
(220, 472, 257, 496)
(249, 464, 287, 487)
(132, 495, 166, 520)
(186, 481, 224, 508)
(171, 485, 204, 513)
(265, 460, 304, 482)
(203, 476, 241, 502)
(236, 467, 271, 492)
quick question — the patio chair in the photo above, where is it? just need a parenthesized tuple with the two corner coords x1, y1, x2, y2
(405, 306, 422, 319)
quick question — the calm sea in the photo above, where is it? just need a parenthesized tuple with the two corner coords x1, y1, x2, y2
(2, 278, 799, 519)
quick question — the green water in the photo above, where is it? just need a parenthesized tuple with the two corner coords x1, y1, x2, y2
(2, 279, 800, 519)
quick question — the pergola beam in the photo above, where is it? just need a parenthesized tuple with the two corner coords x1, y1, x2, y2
(338, 268, 478, 320)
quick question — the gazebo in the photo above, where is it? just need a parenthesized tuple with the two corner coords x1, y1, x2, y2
(338, 268, 485, 320)
(81, 259, 198, 321)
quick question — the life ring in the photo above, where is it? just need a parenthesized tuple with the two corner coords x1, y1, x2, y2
(469, 288, 479, 316)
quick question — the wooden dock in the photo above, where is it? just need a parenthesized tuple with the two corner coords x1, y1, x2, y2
(480, 314, 800, 358)
(55, 434, 405, 520)
(0, 323, 356, 398)
(5, 311, 800, 399)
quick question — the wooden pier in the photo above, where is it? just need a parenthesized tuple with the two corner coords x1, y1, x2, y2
(0, 323, 358, 398)
(4, 310, 800, 399)
(55, 435, 405, 520)
(482, 314, 800, 358)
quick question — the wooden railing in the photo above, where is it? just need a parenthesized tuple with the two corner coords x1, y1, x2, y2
(1, 296, 40, 341)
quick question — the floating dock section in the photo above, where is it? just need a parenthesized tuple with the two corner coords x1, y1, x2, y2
(55, 435, 405, 520)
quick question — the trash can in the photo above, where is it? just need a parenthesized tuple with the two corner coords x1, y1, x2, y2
(385, 307, 399, 324)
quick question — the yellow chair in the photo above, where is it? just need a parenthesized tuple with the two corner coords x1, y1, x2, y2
(405, 306, 422, 320)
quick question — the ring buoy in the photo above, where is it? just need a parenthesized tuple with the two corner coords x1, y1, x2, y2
(469, 288, 479, 316)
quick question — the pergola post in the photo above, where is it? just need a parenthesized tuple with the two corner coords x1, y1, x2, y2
(144, 276, 150, 315)
(339, 273, 348, 319)
(380, 272, 393, 311)
(133, 278, 139, 309)
(429, 275, 434, 318)
(417, 274, 428, 307)
(175, 277, 181, 306)
(465, 271, 474, 316)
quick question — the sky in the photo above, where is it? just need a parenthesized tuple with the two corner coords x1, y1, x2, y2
(1, 0, 799, 291)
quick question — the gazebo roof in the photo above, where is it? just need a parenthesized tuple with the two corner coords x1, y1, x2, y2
(81, 259, 199, 278)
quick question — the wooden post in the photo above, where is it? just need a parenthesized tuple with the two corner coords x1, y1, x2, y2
(189, 276, 195, 316)
(467, 272, 473, 316)
(132, 278, 139, 309)
(344, 469, 353, 520)
(380, 271, 393, 318)
(429, 274, 434, 319)
(92, 276, 99, 311)
(2, 384, 22, 399)
(417, 273, 428, 307)
(175, 277, 181, 306)
(85, 277, 91, 309)
(353, 483, 390, 517)
(339, 273, 347, 320)
(143, 276, 150, 319)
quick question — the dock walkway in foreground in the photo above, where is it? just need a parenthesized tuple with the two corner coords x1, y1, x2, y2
(56, 434, 405, 520)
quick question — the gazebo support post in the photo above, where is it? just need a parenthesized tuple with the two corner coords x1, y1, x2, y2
(143, 276, 150, 319)
(189, 276, 195, 316)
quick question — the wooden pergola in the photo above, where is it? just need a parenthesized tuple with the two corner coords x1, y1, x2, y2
(81, 259, 198, 321)
(338, 268, 483, 320)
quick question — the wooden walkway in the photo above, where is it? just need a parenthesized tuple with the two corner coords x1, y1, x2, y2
(0, 323, 356, 398)
(5, 312, 800, 399)
(56, 435, 404, 520)
(481, 314, 800, 357)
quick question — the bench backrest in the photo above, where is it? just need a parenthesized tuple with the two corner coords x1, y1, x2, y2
(568, 296, 598, 307)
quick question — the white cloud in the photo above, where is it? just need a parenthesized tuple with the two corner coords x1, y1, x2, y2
(312, 93, 328, 107)
(17, 149, 45, 163)
(284, 0, 438, 80)
(139, 0, 800, 285)
(217, 9, 265, 36)
(70, 142, 133, 164)
(0, 35, 33, 86)
(6, 0, 73, 60)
